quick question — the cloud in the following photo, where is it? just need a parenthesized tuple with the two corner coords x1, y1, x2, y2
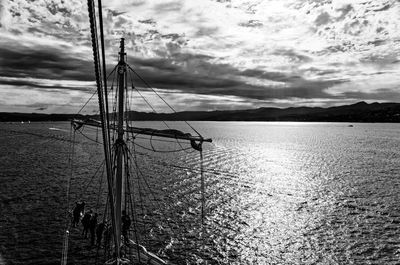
(0, 84, 97, 113)
(138, 18, 156, 26)
(127, 51, 348, 101)
(0, 42, 94, 82)
(238, 20, 263, 28)
(373, 3, 392, 12)
(0, 76, 95, 92)
(154, 1, 183, 12)
(315, 12, 331, 26)
(1, 0, 400, 113)
(109, 10, 127, 16)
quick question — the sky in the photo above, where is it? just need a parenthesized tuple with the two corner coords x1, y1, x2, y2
(0, 0, 400, 113)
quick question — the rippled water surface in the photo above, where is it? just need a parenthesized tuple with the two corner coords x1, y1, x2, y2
(1, 121, 400, 264)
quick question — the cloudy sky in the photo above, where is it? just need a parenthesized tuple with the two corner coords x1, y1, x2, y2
(0, 0, 400, 113)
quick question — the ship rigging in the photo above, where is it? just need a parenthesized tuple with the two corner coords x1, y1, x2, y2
(61, 0, 212, 264)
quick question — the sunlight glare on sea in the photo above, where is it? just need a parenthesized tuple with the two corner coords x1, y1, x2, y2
(0, 121, 399, 264)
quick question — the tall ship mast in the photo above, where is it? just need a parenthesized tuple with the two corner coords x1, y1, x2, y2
(61, 0, 211, 264)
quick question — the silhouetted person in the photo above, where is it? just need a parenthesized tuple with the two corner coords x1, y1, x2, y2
(121, 210, 131, 241)
(81, 210, 92, 238)
(89, 213, 98, 246)
(96, 221, 105, 247)
(72, 201, 85, 227)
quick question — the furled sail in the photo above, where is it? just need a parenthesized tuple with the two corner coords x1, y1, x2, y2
(72, 118, 212, 147)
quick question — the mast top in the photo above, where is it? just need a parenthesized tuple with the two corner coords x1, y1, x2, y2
(119, 38, 125, 63)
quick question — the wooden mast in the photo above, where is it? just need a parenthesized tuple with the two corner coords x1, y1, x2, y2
(115, 37, 126, 252)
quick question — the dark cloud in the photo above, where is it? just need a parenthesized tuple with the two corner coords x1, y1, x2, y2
(0, 38, 347, 103)
(0, 44, 94, 82)
(344, 20, 364, 36)
(238, 20, 263, 28)
(292, 0, 332, 11)
(0, 77, 92, 92)
(367, 39, 386, 46)
(161, 33, 183, 41)
(36, 106, 48, 111)
(360, 52, 399, 65)
(318, 41, 356, 54)
(272, 49, 312, 63)
(341, 88, 400, 101)
(336, 4, 353, 20)
(9, 8, 21, 17)
(138, 19, 156, 26)
(110, 0, 146, 10)
(372, 3, 392, 12)
(109, 10, 127, 16)
(195, 26, 219, 37)
(114, 16, 129, 28)
(302, 67, 339, 76)
(315, 12, 331, 26)
(46, 1, 71, 16)
(376, 26, 385, 33)
(127, 52, 347, 101)
(154, 2, 182, 12)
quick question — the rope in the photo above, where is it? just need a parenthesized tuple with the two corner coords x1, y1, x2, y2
(87, 0, 119, 259)
(107, 65, 118, 80)
(126, 64, 203, 138)
(131, 146, 148, 238)
(200, 150, 206, 262)
(78, 160, 106, 203)
(96, 164, 105, 213)
(66, 127, 76, 219)
(124, 147, 142, 263)
(126, 77, 196, 153)
(60, 126, 76, 265)
(97, 0, 111, 152)
(75, 88, 98, 116)
(200, 151, 205, 225)
(75, 127, 102, 144)
(133, 142, 194, 153)
(134, 135, 194, 144)
(127, 69, 172, 131)
(129, 144, 179, 237)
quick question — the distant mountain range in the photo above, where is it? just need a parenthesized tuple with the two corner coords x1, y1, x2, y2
(2, 102, 400, 122)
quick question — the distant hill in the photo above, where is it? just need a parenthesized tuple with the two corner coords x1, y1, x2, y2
(2, 102, 400, 122)
(0, 113, 86, 122)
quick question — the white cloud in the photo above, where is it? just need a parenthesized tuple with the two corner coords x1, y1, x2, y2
(0, 76, 95, 89)
(326, 70, 400, 96)
(0, 84, 97, 113)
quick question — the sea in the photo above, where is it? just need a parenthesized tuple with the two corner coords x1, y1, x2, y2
(0, 121, 399, 265)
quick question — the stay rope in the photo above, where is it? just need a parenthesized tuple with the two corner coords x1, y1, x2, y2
(69, 65, 118, 118)
(126, 64, 203, 138)
(127, 69, 172, 132)
(200, 150, 207, 262)
(200, 150, 205, 227)
(75, 88, 98, 116)
(61, 125, 76, 265)
(129, 144, 180, 234)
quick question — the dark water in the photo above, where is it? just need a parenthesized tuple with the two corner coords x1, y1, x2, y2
(0, 121, 399, 264)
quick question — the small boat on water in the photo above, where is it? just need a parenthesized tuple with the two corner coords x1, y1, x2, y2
(60, 0, 212, 264)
